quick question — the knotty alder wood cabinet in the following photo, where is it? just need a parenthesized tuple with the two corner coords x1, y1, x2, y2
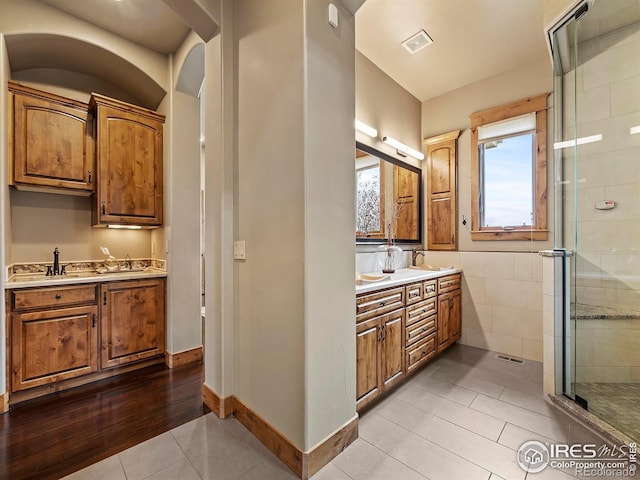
(8, 278, 166, 400)
(9, 81, 95, 194)
(90, 94, 165, 226)
(355, 273, 461, 410)
(101, 279, 166, 368)
(9, 284, 99, 392)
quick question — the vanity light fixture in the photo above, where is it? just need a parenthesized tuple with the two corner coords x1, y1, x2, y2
(382, 135, 425, 160)
(553, 134, 603, 150)
(107, 225, 143, 230)
(402, 30, 433, 54)
(355, 119, 378, 138)
(630, 126, 640, 135)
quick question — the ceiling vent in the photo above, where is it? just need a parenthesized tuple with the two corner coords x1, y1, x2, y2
(402, 30, 433, 54)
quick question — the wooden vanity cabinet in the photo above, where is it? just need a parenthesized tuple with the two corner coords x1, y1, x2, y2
(356, 287, 406, 410)
(90, 94, 164, 226)
(100, 278, 166, 369)
(437, 275, 462, 350)
(356, 272, 462, 410)
(9, 284, 99, 392)
(9, 82, 95, 194)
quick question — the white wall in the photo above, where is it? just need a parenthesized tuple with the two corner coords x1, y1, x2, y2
(0, 34, 10, 397)
(234, 0, 306, 447)
(304, 0, 356, 449)
(422, 57, 554, 253)
(423, 251, 544, 362)
(355, 51, 422, 168)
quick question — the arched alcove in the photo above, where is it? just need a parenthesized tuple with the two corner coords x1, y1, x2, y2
(5, 33, 166, 109)
(176, 43, 205, 98)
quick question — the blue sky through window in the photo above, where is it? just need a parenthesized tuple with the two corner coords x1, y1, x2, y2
(482, 133, 534, 227)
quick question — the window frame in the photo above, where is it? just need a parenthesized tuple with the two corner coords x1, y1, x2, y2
(469, 93, 550, 241)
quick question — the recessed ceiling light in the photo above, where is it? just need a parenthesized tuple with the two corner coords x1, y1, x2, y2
(402, 30, 433, 54)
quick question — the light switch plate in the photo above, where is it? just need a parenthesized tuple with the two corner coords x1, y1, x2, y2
(234, 240, 246, 260)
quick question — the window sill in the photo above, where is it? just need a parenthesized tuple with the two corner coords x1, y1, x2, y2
(471, 229, 548, 241)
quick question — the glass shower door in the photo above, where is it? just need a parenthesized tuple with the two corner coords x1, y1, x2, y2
(552, 0, 640, 441)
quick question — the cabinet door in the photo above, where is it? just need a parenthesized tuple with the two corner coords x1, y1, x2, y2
(101, 279, 166, 369)
(11, 305, 98, 392)
(449, 289, 462, 342)
(11, 83, 94, 193)
(437, 292, 452, 349)
(393, 165, 419, 240)
(93, 96, 164, 226)
(380, 309, 405, 390)
(426, 131, 459, 251)
(356, 317, 381, 410)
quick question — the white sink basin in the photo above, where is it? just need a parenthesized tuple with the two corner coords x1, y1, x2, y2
(356, 273, 391, 285)
(409, 264, 453, 271)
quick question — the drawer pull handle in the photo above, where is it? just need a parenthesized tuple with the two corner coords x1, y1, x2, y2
(409, 293, 418, 298)
(422, 309, 427, 313)
(422, 327, 428, 332)
(379, 302, 385, 307)
(92, 314, 96, 328)
(421, 350, 427, 358)
(55, 294, 62, 300)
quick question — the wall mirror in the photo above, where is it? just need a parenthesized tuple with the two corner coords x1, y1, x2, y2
(356, 141, 421, 243)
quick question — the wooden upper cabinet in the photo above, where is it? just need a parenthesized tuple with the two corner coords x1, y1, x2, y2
(90, 94, 165, 226)
(425, 130, 460, 251)
(9, 82, 94, 194)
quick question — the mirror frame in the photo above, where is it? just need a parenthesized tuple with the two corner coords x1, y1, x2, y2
(356, 141, 422, 245)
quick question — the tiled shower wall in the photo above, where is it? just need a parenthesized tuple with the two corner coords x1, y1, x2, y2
(563, 20, 640, 311)
(424, 251, 543, 363)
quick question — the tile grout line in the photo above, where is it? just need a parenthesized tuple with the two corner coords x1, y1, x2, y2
(169, 428, 204, 480)
(359, 437, 433, 480)
(370, 410, 497, 477)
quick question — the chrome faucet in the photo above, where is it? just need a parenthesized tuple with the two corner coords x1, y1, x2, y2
(411, 248, 426, 266)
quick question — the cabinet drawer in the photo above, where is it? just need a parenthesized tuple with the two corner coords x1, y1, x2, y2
(12, 284, 98, 311)
(406, 314, 436, 347)
(405, 283, 423, 305)
(405, 298, 437, 327)
(356, 287, 405, 321)
(423, 279, 437, 298)
(406, 333, 437, 373)
(438, 274, 461, 294)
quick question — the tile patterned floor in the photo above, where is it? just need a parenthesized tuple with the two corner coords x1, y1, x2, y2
(575, 383, 640, 442)
(64, 345, 626, 480)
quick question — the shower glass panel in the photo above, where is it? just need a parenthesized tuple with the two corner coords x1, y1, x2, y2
(552, 0, 640, 441)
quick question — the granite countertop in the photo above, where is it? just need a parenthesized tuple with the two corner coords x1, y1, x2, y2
(5, 258, 167, 289)
(574, 303, 640, 319)
(356, 267, 462, 294)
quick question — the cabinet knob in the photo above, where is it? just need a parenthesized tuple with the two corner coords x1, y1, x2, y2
(55, 293, 62, 300)
(379, 301, 385, 307)
(101, 201, 106, 215)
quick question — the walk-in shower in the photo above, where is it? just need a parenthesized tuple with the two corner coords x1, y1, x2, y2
(551, 0, 640, 441)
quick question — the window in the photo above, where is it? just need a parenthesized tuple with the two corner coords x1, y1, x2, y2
(469, 93, 549, 240)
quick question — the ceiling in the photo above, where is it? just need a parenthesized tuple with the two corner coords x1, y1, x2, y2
(39, 0, 191, 54)
(34, 0, 549, 103)
(355, 0, 549, 102)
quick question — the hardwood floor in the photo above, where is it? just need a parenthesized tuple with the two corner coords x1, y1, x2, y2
(0, 362, 208, 480)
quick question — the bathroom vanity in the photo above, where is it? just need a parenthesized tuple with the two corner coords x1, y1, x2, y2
(355, 268, 462, 410)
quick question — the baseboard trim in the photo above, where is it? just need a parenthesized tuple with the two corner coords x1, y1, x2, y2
(233, 397, 304, 477)
(200, 384, 359, 479)
(303, 415, 359, 478)
(201, 383, 234, 419)
(165, 346, 203, 369)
